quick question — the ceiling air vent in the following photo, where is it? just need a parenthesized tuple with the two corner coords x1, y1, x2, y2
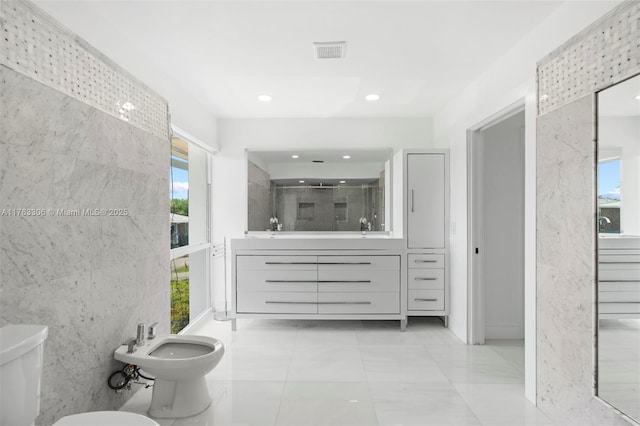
(313, 41, 347, 60)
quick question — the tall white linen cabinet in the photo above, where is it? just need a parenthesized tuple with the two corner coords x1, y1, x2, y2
(402, 150, 449, 321)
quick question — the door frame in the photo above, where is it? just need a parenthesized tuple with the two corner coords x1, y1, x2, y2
(467, 100, 525, 345)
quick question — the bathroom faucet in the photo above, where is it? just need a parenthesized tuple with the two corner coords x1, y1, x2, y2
(148, 322, 159, 340)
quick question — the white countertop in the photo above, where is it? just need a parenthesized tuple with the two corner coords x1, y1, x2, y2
(232, 232, 405, 250)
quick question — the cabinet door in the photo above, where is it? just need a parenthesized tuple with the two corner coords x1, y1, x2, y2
(407, 153, 445, 248)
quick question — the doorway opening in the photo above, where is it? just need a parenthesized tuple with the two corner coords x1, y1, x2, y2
(468, 104, 525, 347)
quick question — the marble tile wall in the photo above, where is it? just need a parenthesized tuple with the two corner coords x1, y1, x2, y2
(536, 96, 627, 425)
(537, 1, 640, 115)
(0, 65, 170, 425)
(0, 0, 169, 140)
(536, 1, 639, 424)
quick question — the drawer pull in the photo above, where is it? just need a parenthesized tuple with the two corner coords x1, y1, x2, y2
(264, 262, 317, 265)
(318, 280, 372, 283)
(414, 277, 437, 281)
(415, 298, 438, 302)
(318, 262, 372, 265)
(264, 280, 317, 283)
(265, 301, 318, 305)
(415, 260, 437, 263)
(317, 302, 372, 305)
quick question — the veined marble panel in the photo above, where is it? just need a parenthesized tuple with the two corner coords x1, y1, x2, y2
(1, 66, 170, 179)
(537, 96, 628, 425)
(0, 65, 169, 425)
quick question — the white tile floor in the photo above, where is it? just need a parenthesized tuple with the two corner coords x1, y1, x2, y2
(120, 317, 554, 426)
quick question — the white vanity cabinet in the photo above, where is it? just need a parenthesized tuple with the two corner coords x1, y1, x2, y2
(233, 249, 403, 326)
(401, 150, 450, 319)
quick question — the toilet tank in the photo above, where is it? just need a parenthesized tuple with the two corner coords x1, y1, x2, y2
(0, 325, 48, 426)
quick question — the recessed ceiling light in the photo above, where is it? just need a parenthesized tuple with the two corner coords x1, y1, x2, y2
(635, 95, 640, 100)
(365, 94, 380, 101)
(339, 180, 346, 184)
(291, 154, 299, 159)
(342, 155, 351, 159)
(258, 95, 272, 102)
(299, 180, 305, 183)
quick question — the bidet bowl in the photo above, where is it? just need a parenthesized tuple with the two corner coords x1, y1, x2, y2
(114, 335, 224, 380)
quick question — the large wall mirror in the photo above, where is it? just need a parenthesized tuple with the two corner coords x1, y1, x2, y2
(597, 73, 640, 422)
(247, 149, 393, 233)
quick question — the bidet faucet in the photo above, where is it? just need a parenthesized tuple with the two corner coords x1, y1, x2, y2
(148, 322, 159, 340)
(124, 338, 137, 354)
(136, 323, 145, 346)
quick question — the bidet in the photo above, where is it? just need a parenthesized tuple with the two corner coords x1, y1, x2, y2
(113, 334, 224, 418)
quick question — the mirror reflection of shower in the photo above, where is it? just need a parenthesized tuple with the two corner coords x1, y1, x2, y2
(271, 180, 380, 232)
(246, 149, 392, 233)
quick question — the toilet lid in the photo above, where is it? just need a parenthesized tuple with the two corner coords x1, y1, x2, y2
(54, 411, 160, 426)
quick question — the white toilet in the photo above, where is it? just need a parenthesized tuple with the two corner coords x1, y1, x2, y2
(114, 334, 224, 418)
(53, 411, 159, 425)
(0, 324, 159, 426)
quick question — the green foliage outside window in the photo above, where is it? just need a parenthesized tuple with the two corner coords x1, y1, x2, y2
(171, 278, 189, 334)
(171, 198, 189, 216)
(170, 257, 189, 334)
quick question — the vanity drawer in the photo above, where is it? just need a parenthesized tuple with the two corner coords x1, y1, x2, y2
(237, 255, 317, 271)
(408, 269, 444, 290)
(599, 291, 640, 303)
(317, 255, 399, 271)
(318, 269, 399, 292)
(598, 268, 640, 282)
(318, 292, 399, 314)
(599, 302, 640, 314)
(237, 292, 317, 314)
(237, 269, 317, 292)
(408, 254, 444, 269)
(408, 290, 445, 311)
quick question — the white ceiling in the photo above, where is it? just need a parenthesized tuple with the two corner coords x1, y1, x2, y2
(33, 0, 570, 119)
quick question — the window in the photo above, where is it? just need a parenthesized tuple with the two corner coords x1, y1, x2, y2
(171, 138, 189, 248)
(170, 128, 214, 333)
